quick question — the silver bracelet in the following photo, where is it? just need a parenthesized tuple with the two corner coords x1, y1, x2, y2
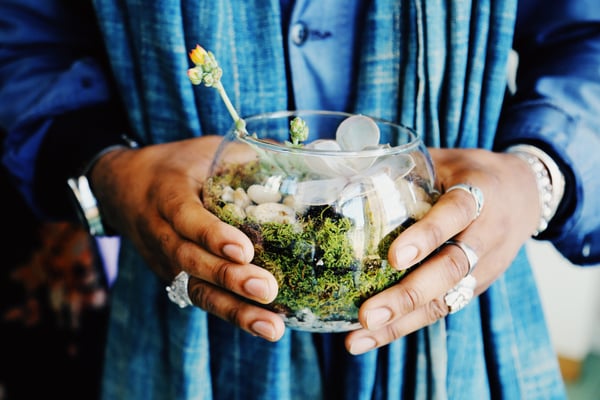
(505, 144, 565, 236)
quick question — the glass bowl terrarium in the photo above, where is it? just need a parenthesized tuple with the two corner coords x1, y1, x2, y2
(187, 45, 437, 331)
(202, 110, 438, 332)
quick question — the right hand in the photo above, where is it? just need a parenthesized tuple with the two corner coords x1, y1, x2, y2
(89, 135, 285, 341)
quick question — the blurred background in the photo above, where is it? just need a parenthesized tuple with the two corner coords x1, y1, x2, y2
(0, 138, 110, 399)
(528, 240, 600, 399)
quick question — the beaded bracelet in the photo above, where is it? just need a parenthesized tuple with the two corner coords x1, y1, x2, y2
(505, 144, 565, 236)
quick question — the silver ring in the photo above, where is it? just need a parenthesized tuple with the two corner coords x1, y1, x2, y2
(166, 271, 193, 308)
(444, 274, 477, 314)
(445, 183, 484, 219)
(445, 239, 479, 276)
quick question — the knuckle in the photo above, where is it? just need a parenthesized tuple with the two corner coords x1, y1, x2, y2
(397, 286, 422, 313)
(161, 187, 185, 211)
(213, 261, 236, 289)
(442, 251, 468, 282)
(224, 304, 243, 326)
(427, 298, 449, 322)
(159, 193, 187, 225)
(189, 283, 217, 314)
(189, 281, 245, 328)
(197, 218, 221, 246)
(174, 241, 200, 270)
(451, 196, 474, 225)
(386, 323, 405, 343)
(419, 220, 445, 250)
(445, 193, 475, 225)
(157, 231, 174, 258)
(170, 204, 190, 229)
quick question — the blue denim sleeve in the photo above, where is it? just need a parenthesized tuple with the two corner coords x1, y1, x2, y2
(495, 0, 600, 265)
(0, 0, 122, 218)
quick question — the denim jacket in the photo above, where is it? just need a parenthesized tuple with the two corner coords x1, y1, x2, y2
(2, 0, 600, 398)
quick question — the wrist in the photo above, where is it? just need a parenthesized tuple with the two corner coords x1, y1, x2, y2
(504, 144, 565, 236)
(68, 135, 139, 236)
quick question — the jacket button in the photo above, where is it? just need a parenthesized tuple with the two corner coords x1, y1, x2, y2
(290, 21, 308, 46)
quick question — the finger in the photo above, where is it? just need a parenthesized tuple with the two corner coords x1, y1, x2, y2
(148, 213, 278, 304)
(348, 240, 482, 355)
(188, 277, 285, 342)
(346, 296, 448, 355)
(159, 191, 255, 265)
(444, 183, 484, 220)
(174, 239, 278, 304)
(388, 186, 483, 270)
(359, 242, 473, 331)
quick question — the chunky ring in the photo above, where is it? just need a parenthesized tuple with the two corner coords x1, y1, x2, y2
(445, 239, 479, 276)
(444, 274, 477, 314)
(445, 183, 484, 220)
(166, 271, 193, 308)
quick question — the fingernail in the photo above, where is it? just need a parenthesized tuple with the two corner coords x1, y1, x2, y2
(365, 307, 392, 330)
(243, 278, 271, 302)
(223, 244, 246, 263)
(349, 337, 377, 355)
(251, 320, 276, 341)
(393, 245, 418, 269)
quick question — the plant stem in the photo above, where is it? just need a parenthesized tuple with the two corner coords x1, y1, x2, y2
(215, 81, 245, 131)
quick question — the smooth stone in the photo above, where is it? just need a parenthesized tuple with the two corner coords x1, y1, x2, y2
(335, 115, 381, 151)
(247, 184, 282, 204)
(221, 186, 235, 203)
(233, 187, 251, 209)
(246, 202, 296, 224)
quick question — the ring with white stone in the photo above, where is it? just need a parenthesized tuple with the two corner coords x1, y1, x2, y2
(445, 239, 479, 276)
(445, 183, 485, 220)
(444, 274, 477, 314)
(166, 271, 193, 308)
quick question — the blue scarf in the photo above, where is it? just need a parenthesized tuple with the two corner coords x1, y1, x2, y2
(93, 0, 514, 149)
(92, 1, 565, 399)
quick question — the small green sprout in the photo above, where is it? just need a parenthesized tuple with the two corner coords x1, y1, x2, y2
(289, 116, 309, 146)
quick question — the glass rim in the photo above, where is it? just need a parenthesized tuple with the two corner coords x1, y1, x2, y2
(233, 110, 423, 157)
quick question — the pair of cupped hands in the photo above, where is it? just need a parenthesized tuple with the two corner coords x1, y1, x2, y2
(90, 134, 540, 355)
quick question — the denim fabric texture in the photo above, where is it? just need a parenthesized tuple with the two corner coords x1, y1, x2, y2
(86, 0, 568, 399)
(6, 0, 600, 398)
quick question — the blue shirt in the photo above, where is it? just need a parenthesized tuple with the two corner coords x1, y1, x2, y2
(1, 1, 599, 398)
(282, 0, 365, 112)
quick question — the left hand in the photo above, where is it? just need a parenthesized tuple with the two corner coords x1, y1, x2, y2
(345, 148, 540, 354)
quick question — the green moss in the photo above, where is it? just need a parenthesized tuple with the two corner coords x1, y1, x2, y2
(203, 162, 416, 323)
(239, 208, 410, 321)
(313, 216, 354, 268)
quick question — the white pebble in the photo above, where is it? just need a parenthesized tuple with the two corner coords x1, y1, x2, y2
(221, 186, 235, 203)
(246, 203, 296, 224)
(247, 184, 282, 204)
(233, 187, 251, 209)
